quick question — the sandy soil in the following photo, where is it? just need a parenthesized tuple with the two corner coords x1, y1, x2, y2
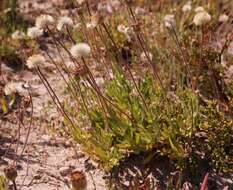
(0, 1, 233, 190)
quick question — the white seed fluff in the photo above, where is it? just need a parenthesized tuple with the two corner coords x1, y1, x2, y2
(11, 30, 26, 40)
(195, 6, 205, 13)
(27, 27, 43, 39)
(57, 16, 74, 31)
(77, 0, 85, 5)
(26, 54, 45, 69)
(163, 14, 175, 28)
(193, 11, 211, 26)
(140, 52, 153, 62)
(219, 14, 229, 23)
(36, 14, 54, 29)
(4, 82, 25, 96)
(182, 2, 192, 13)
(70, 43, 91, 58)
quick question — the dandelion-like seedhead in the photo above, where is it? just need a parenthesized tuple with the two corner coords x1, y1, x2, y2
(182, 2, 192, 13)
(4, 82, 26, 96)
(11, 30, 26, 40)
(219, 14, 229, 23)
(27, 27, 43, 39)
(163, 14, 175, 28)
(70, 43, 91, 58)
(36, 14, 54, 29)
(193, 11, 211, 26)
(26, 54, 45, 69)
(97, 1, 120, 16)
(4, 82, 18, 95)
(135, 7, 146, 15)
(77, 0, 85, 5)
(57, 16, 74, 31)
(195, 6, 205, 13)
(117, 24, 129, 33)
(86, 13, 102, 29)
(140, 52, 153, 62)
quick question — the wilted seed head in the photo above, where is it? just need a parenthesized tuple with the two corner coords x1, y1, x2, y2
(70, 43, 91, 58)
(195, 6, 205, 13)
(70, 170, 87, 190)
(163, 14, 175, 28)
(11, 30, 26, 40)
(27, 27, 43, 39)
(193, 11, 211, 26)
(73, 65, 88, 77)
(182, 2, 192, 13)
(57, 16, 74, 31)
(4, 165, 17, 182)
(36, 14, 54, 29)
(219, 14, 229, 23)
(26, 54, 45, 69)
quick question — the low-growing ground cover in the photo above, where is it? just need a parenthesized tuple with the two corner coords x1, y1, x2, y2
(1, 0, 233, 189)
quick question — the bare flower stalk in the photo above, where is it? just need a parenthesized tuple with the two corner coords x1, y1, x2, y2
(124, 1, 164, 90)
(36, 67, 75, 133)
(99, 21, 149, 111)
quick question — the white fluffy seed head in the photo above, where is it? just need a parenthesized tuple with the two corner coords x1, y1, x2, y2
(4, 82, 26, 96)
(27, 27, 43, 39)
(57, 16, 74, 31)
(219, 14, 229, 23)
(117, 24, 128, 33)
(195, 6, 205, 13)
(140, 52, 153, 62)
(77, 0, 85, 5)
(26, 54, 45, 69)
(182, 2, 192, 12)
(36, 14, 54, 29)
(11, 30, 26, 40)
(193, 11, 211, 26)
(163, 14, 175, 28)
(4, 82, 18, 95)
(70, 43, 91, 58)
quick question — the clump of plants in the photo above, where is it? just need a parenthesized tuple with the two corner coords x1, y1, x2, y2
(20, 0, 233, 175)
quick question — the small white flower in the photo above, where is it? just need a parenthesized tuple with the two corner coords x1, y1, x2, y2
(135, 7, 146, 15)
(57, 16, 74, 31)
(11, 30, 25, 40)
(117, 24, 128, 33)
(70, 43, 91, 58)
(74, 23, 82, 29)
(219, 14, 229, 23)
(86, 22, 97, 29)
(182, 2, 192, 13)
(193, 11, 211, 26)
(27, 27, 43, 39)
(26, 54, 45, 69)
(4, 82, 26, 96)
(163, 14, 175, 28)
(36, 14, 54, 29)
(140, 52, 153, 62)
(195, 6, 205, 13)
(117, 24, 132, 40)
(96, 77, 105, 86)
(77, 0, 85, 5)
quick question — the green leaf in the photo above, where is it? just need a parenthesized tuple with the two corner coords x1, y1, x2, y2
(0, 98, 8, 114)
